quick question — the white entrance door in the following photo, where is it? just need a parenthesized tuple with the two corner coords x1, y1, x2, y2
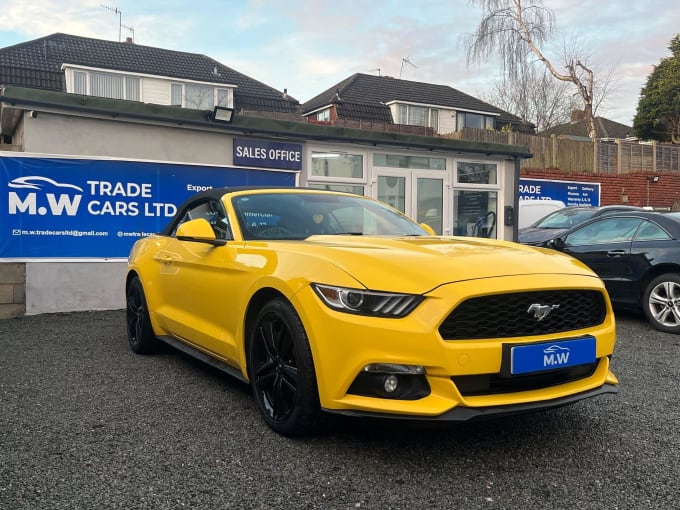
(374, 171, 447, 234)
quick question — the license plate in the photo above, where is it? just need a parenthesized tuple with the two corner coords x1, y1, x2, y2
(510, 337, 596, 375)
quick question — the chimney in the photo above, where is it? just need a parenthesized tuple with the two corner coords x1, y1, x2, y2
(125, 37, 133, 44)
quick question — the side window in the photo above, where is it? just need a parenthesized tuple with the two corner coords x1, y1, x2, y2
(634, 220, 671, 241)
(172, 200, 231, 240)
(565, 217, 642, 246)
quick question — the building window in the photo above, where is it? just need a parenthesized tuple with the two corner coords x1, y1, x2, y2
(125, 76, 140, 101)
(73, 71, 87, 94)
(71, 70, 140, 101)
(171, 83, 182, 106)
(185, 84, 214, 109)
(456, 161, 498, 185)
(457, 112, 495, 130)
(216, 89, 230, 108)
(171, 83, 232, 110)
(453, 190, 498, 238)
(311, 152, 363, 180)
(316, 109, 330, 122)
(374, 153, 445, 170)
(398, 104, 439, 130)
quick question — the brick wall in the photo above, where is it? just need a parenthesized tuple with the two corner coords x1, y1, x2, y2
(0, 263, 26, 319)
(521, 168, 680, 210)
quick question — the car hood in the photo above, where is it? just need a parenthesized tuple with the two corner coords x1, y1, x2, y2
(284, 235, 595, 294)
(517, 227, 569, 246)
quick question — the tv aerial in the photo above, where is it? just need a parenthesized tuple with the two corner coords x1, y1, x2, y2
(400, 57, 417, 79)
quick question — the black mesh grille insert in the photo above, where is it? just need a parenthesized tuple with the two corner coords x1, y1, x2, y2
(452, 363, 598, 396)
(439, 290, 606, 340)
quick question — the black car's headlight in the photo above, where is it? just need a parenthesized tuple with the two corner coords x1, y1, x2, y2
(312, 284, 423, 318)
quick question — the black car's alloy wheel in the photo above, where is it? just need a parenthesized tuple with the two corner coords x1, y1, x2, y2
(643, 273, 680, 334)
(126, 276, 159, 354)
(248, 298, 322, 436)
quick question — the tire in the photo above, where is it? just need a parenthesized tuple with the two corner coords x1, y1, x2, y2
(126, 276, 160, 354)
(248, 298, 323, 436)
(642, 273, 680, 334)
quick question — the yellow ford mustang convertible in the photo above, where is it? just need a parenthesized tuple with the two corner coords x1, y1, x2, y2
(126, 187, 618, 436)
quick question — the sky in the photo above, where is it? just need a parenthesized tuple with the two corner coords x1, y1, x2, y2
(0, 0, 678, 126)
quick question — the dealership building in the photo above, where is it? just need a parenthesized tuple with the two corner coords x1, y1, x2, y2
(0, 33, 533, 318)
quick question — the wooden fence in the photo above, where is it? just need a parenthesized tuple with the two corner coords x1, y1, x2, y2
(451, 128, 680, 174)
(238, 112, 679, 174)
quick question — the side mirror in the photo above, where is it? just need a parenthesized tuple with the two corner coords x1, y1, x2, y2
(547, 237, 565, 250)
(419, 223, 437, 236)
(176, 218, 227, 246)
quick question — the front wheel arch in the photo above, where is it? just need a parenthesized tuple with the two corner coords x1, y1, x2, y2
(245, 295, 323, 436)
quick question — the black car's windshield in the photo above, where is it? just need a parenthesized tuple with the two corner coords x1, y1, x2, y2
(533, 209, 597, 229)
(232, 192, 428, 240)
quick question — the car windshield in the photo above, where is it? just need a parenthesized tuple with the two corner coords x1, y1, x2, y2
(533, 208, 597, 229)
(232, 192, 428, 240)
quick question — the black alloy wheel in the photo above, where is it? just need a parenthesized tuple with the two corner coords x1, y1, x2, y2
(126, 276, 159, 354)
(248, 298, 322, 436)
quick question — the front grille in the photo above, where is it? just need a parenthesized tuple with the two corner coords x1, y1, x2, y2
(452, 363, 598, 396)
(438, 290, 606, 340)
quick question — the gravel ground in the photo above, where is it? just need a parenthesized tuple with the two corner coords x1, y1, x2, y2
(1, 309, 678, 509)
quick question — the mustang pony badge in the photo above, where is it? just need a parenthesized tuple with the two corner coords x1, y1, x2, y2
(527, 303, 560, 321)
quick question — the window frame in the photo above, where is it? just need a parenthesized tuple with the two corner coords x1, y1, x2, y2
(456, 111, 495, 130)
(397, 103, 439, 130)
(170, 82, 233, 110)
(307, 148, 367, 185)
(67, 68, 141, 101)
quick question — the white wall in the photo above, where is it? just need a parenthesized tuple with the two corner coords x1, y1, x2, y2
(26, 261, 127, 314)
(142, 77, 172, 105)
(23, 112, 232, 164)
(437, 108, 456, 135)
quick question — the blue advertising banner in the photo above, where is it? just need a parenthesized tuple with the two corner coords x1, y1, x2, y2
(233, 138, 303, 170)
(1, 155, 297, 259)
(519, 178, 600, 207)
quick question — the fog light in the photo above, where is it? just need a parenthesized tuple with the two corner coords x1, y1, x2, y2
(384, 374, 398, 393)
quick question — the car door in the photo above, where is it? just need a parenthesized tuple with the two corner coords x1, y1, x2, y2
(561, 217, 642, 303)
(153, 198, 245, 362)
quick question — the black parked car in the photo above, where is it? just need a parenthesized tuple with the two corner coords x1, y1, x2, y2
(519, 205, 644, 246)
(547, 210, 680, 333)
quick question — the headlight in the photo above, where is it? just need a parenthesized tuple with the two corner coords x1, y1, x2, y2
(312, 284, 423, 318)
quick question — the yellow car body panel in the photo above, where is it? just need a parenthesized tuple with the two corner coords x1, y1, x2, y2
(127, 188, 618, 430)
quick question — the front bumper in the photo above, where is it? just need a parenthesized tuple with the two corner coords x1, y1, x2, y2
(292, 273, 618, 419)
(324, 383, 619, 422)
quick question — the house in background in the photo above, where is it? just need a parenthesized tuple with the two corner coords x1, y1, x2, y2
(301, 73, 534, 135)
(0, 33, 299, 118)
(540, 110, 634, 141)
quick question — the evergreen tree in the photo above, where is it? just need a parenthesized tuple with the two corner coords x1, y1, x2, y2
(634, 35, 680, 142)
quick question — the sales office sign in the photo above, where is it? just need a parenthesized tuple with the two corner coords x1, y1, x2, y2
(233, 138, 303, 171)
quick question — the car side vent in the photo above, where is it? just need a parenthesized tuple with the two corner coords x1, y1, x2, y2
(439, 290, 607, 340)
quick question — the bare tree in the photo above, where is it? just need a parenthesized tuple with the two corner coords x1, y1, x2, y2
(464, 0, 604, 138)
(483, 61, 578, 132)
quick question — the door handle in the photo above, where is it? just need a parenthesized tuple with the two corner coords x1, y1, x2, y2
(607, 250, 626, 257)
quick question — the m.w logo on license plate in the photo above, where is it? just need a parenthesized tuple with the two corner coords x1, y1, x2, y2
(510, 337, 596, 375)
